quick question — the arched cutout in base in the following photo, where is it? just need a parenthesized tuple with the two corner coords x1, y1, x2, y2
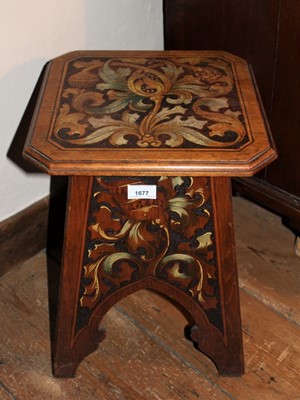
(52, 175, 244, 378)
(53, 277, 244, 378)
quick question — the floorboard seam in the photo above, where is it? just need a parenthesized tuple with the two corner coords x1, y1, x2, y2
(239, 286, 300, 328)
(115, 305, 237, 400)
(0, 381, 18, 400)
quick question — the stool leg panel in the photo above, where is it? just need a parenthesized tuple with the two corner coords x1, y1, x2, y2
(52, 176, 105, 378)
(186, 178, 244, 375)
(215, 177, 244, 375)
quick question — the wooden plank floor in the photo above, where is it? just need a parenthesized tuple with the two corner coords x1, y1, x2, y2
(0, 197, 299, 400)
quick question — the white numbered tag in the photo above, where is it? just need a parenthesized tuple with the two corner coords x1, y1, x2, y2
(127, 185, 157, 199)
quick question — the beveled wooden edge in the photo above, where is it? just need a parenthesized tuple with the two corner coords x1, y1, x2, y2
(23, 144, 277, 177)
(23, 49, 277, 177)
(50, 49, 248, 63)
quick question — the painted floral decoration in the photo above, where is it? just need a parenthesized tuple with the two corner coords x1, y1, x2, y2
(53, 56, 247, 148)
(80, 176, 218, 314)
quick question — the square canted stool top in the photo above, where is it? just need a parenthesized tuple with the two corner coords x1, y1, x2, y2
(23, 50, 277, 176)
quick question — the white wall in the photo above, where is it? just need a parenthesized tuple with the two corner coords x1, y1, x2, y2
(0, 0, 163, 222)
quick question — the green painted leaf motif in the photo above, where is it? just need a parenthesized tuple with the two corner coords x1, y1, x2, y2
(58, 56, 247, 149)
(150, 106, 186, 127)
(180, 127, 220, 147)
(102, 252, 137, 275)
(73, 60, 104, 69)
(171, 83, 212, 98)
(174, 57, 202, 65)
(171, 177, 185, 189)
(157, 254, 204, 301)
(55, 104, 88, 138)
(150, 114, 217, 148)
(165, 90, 193, 105)
(168, 197, 193, 221)
(161, 61, 184, 83)
(170, 262, 190, 279)
(80, 126, 115, 145)
(122, 111, 140, 125)
(195, 232, 213, 252)
(120, 58, 150, 65)
(60, 108, 140, 146)
(129, 97, 152, 112)
(207, 59, 234, 79)
(87, 92, 136, 115)
(91, 219, 134, 240)
(224, 109, 243, 119)
(81, 258, 104, 304)
(197, 97, 229, 112)
(160, 253, 199, 267)
(98, 60, 129, 90)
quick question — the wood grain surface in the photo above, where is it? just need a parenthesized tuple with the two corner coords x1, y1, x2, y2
(23, 50, 276, 177)
(0, 196, 299, 399)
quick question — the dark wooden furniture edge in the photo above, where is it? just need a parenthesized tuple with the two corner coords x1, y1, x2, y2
(233, 177, 300, 233)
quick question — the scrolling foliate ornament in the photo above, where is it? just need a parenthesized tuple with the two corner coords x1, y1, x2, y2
(79, 177, 219, 314)
(53, 57, 247, 149)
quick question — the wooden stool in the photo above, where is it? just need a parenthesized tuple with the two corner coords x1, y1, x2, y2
(23, 50, 277, 378)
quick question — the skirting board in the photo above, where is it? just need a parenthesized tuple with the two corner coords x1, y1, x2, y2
(1, 177, 299, 277)
(233, 177, 300, 233)
(0, 197, 49, 277)
(0, 183, 68, 277)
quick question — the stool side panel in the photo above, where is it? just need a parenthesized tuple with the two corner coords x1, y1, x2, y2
(76, 176, 224, 335)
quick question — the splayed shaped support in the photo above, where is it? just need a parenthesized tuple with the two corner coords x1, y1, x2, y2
(52, 175, 244, 378)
